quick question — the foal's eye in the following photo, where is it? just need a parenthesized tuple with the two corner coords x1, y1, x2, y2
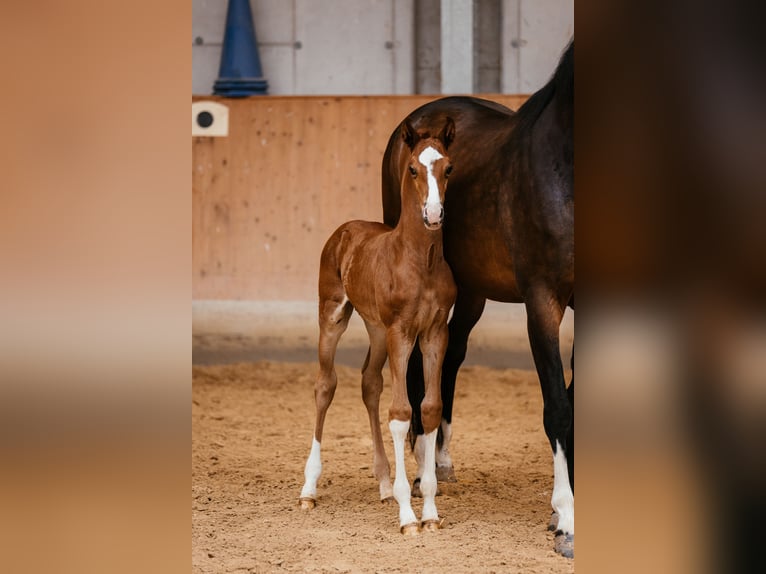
(445, 165, 453, 177)
(408, 165, 417, 177)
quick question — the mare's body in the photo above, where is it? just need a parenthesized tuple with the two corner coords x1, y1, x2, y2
(381, 42, 574, 556)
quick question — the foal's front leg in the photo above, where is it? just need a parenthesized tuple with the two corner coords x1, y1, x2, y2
(386, 328, 419, 535)
(417, 323, 448, 530)
(410, 292, 485, 492)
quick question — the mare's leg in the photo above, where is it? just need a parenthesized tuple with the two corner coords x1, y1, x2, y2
(549, 344, 574, 532)
(566, 300, 575, 488)
(386, 327, 419, 535)
(405, 348, 425, 445)
(436, 292, 486, 481)
(412, 291, 485, 494)
(417, 319, 449, 531)
(299, 295, 353, 509)
(567, 346, 574, 488)
(361, 320, 393, 502)
(525, 288, 574, 558)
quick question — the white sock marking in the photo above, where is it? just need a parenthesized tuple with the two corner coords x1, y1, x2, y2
(300, 438, 322, 499)
(551, 439, 574, 534)
(390, 419, 418, 527)
(414, 432, 427, 481)
(418, 146, 444, 223)
(435, 420, 453, 470)
(419, 429, 439, 522)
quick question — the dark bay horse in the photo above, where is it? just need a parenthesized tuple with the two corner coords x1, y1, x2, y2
(299, 119, 457, 535)
(381, 42, 574, 556)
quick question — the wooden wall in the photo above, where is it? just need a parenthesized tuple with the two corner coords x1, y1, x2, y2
(192, 95, 528, 300)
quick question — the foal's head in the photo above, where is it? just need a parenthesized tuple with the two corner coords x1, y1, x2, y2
(400, 117, 455, 230)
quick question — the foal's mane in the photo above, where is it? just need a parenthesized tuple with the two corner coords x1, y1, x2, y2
(514, 40, 573, 135)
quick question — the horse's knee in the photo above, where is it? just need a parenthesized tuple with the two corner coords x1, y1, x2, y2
(389, 404, 412, 423)
(315, 373, 337, 406)
(420, 398, 443, 434)
(361, 373, 383, 409)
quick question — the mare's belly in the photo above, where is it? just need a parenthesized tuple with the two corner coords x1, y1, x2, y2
(445, 225, 522, 303)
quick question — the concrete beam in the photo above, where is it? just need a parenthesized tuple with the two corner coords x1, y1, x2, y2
(440, 0, 474, 94)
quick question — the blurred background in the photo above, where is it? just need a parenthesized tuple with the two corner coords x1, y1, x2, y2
(3, 0, 763, 572)
(193, 0, 574, 96)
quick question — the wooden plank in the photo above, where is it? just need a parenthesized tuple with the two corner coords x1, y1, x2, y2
(192, 95, 528, 300)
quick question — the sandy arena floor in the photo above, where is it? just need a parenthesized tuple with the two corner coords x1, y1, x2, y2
(192, 359, 574, 573)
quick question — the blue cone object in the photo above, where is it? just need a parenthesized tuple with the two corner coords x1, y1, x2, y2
(214, 0, 268, 97)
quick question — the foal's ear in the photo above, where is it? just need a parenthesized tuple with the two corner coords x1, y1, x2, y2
(439, 117, 456, 149)
(401, 118, 418, 149)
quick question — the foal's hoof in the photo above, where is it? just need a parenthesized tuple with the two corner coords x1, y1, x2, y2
(547, 511, 559, 531)
(421, 518, 444, 532)
(380, 496, 394, 505)
(400, 522, 421, 536)
(436, 465, 457, 483)
(298, 497, 316, 510)
(554, 531, 574, 559)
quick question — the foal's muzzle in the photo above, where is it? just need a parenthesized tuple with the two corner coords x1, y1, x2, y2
(422, 204, 444, 229)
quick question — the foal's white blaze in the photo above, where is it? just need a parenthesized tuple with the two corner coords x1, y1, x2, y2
(389, 419, 418, 528)
(551, 440, 574, 534)
(418, 145, 445, 225)
(300, 438, 322, 500)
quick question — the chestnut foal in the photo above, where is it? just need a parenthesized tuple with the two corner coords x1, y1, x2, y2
(298, 118, 457, 535)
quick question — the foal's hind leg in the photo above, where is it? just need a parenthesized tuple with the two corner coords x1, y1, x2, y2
(299, 295, 353, 509)
(361, 321, 393, 502)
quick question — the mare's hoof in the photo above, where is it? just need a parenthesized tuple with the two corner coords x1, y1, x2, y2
(436, 465, 457, 483)
(547, 511, 559, 531)
(298, 497, 316, 510)
(380, 496, 394, 504)
(400, 522, 421, 536)
(554, 531, 574, 559)
(422, 518, 444, 532)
